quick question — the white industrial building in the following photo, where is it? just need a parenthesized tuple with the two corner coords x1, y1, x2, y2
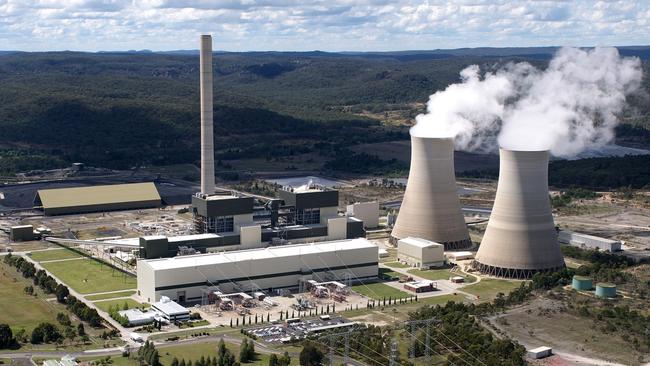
(346, 202, 379, 228)
(137, 238, 379, 303)
(558, 230, 622, 252)
(397, 237, 445, 269)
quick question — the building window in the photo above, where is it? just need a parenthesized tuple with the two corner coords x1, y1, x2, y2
(215, 216, 234, 233)
(296, 208, 320, 225)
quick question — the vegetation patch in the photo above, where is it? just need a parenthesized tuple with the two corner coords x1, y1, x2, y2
(408, 268, 476, 283)
(93, 298, 147, 313)
(85, 290, 137, 301)
(41, 258, 136, 294)
(28, 249, 82, 262)
(382, 261, 410, 269)
(351, 282, 410, 300)
(461, 279, 522, 301)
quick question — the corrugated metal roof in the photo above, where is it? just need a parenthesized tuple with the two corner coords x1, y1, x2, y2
(36, 182, 161, 209)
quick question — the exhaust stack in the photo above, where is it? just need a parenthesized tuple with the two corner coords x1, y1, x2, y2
(474, 149, 564, 279)
(391, 136, 471, 250)
(200, 34, 215, 195)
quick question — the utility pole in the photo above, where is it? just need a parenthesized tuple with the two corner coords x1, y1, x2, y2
(320, 328, 353, 366)
(406, 318, 438, 363)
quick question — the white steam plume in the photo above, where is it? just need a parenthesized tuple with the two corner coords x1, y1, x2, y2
(411, 47, 643, 157)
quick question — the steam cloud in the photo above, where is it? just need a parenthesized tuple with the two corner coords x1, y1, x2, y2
(410, 47, 643, 157)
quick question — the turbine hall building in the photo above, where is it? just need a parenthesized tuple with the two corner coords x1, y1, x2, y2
(136, 238, 379, 303)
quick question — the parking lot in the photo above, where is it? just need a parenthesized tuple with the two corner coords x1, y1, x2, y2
(246, 316, 353, 343)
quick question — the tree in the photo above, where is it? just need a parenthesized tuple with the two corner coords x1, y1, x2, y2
(268, 354, 278, 366)
(55, 284, 69, 303)
(0, 324, 13, 349)
(77, 323, 85, 337)
(299, 342, 323, 366)
(171, 358, 179, 366)
(239, 338, 250, 363)
(31, 323, 61, 344)
(278, 352, 291, 366)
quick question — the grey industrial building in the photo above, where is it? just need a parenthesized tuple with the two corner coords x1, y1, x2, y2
(136, 238, 379, 303)
(135, 186, 364, 259)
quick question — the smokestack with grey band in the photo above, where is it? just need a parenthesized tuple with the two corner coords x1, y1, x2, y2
(200, 34, 215, 194)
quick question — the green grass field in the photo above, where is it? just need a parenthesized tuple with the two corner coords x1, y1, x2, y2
(383, 261, 410, 269)
(85, 290, 137, 301)
(93, 298, 148, 312)
(379, 267, 401, 280)
(408, 268, 477, 283)
(28, 249, 82, 262)
(41, 258, 136, 294)
(0, 261, 61, 332)
(461, 278, 523, 301)
(80, 340, 299, 366)
(351, 282, 410, 300)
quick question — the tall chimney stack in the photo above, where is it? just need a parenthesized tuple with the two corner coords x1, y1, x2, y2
(200, 34, 215, 195)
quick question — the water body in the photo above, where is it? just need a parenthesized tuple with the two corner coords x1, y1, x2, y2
(265, 176, 352, 188)
(387, 178, 484, 195)
(568, 144, 650, 159)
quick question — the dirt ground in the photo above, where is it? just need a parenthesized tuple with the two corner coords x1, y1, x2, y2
(485, 297, 649, 366)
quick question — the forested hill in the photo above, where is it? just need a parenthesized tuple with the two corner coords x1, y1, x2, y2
(0, 48, 648, 176)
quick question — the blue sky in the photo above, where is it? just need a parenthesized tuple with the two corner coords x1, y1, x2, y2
(1, 0, 649, 52)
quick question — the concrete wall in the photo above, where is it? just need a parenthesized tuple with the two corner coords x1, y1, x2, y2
(346, 202, 379, 228)
(327, 217, 348, 240)
(239, 224, 262, 248)
(397, 239, 445, 269)
(43, 199, 161, 216)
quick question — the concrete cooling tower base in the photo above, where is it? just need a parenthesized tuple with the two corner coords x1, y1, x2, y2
(473, 149, 565, 280)
(472, 262, 565, 280)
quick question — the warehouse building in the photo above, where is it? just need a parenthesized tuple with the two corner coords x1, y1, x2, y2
(136, 238, 378, 303)
(558, 230, 622, 252)
(397, 237, 445, 269)
(34, 182, 161, 215)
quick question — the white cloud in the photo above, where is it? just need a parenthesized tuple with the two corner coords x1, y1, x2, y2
(0, 0, 648, 51)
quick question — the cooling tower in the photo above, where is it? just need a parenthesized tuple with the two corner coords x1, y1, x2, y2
(200, 34, 215, 195)
(474, 149, 564, 279)
(391, 136, 472, 250)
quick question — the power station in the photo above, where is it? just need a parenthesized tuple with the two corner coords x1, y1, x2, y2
(473, 149, 565, 279)
(390, 136, 472, 250)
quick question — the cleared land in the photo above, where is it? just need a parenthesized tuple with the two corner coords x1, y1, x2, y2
(85, 290, 137, 301)
(41, 258, 136, 294)
(408, 268, 476, 283)
(28, 248, 82, 262)
(461, 278, 522, 301)
(93, 298, 147, 312)
(488, 297, 648, 365)
(351, 282, 410, 300)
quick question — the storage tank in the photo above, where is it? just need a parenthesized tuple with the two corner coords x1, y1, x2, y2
(595, 283, 617, 298)
(390, 136, 471, 250)
(474, 149, 565, 279)
(572, 276, 593, 291)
